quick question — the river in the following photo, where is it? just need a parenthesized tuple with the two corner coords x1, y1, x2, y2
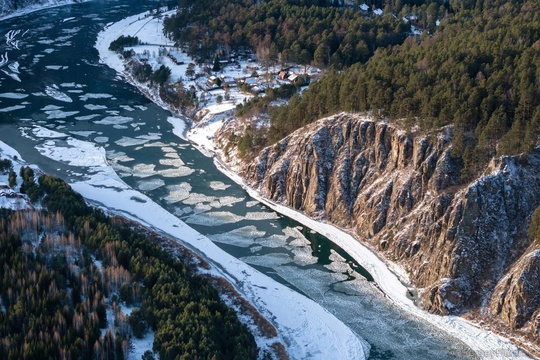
(0, 1, 480, 358)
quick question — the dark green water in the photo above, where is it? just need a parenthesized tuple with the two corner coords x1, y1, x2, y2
(0, 2, 478, 358)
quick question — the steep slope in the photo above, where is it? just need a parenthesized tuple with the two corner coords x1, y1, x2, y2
(238, 112, 540, 350)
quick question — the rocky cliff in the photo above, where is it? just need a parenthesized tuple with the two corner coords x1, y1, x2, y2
(237, 112, 540, 350)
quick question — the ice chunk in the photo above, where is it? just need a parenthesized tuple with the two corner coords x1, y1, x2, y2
(0, 105, 25, 112)
(137, 178, 165, 191)
(85, 104, 107, 110)
(95, 116, 133, 125)
(185, 211, 244, 226)
(94, 136, 109, 143)
(45, 110, 79, 119)
(75, 114, 100, 121)
(0, 92, 27, 99)
(79, 93, 113, 101)
(245, 211, 280, 221)
(209, 181, 230, 191)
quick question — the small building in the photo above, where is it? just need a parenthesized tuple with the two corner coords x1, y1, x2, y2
(245, 77, 257, 86)
(288, 74, 299, 83)
(278, 70, 288, 80)
(168, 51, 184, 65)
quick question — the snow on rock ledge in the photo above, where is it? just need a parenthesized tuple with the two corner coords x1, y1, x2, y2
(240, 112, 540, 353)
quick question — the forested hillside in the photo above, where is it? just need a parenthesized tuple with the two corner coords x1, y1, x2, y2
(163, 0, 438, 68)
(200, 0, 539, 181)
(165, 1, 540, 180)
(0, 164, 257, 360)
(266, 0, 540, 179)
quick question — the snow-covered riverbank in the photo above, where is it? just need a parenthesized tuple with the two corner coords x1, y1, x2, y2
(95, 10, 534, 360)
(0, 133, 370, 359)
(94, 12, 376, 360)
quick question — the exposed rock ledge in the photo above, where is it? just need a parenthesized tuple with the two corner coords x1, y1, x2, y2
(233, 112, 540, 352)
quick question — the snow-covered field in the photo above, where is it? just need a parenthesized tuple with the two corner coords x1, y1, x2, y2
(94, 10, 535, 360)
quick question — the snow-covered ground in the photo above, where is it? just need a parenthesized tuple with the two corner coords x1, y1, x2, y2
(94, 10, 535, 360)
(0, 142, 33, 210)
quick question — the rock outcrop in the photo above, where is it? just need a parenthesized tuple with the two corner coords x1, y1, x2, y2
(238, 112, 540, 347)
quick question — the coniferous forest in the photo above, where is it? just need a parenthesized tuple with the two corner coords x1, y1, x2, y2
(164, 0, 540, 181)
(0, 164, 257, 360)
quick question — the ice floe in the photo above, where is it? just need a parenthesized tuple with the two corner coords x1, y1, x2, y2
(75, 114, 100, 121)
(0, 105, 25, 112)
(45, 85, 72, 102)
(115, 136, 150, 147)
(158, 158, 184, 167)
(94, 115, 132, 125)
(137, 178, 165, 191)
(36, 138, 107, 168)
(210, 226, 267, 248)
(209, 181, 230, 191)
(158, 167, 195, 177)
(131, 163, 155, 178)
(41, 104, 63, 111)
(79, 93, 113, 101)
(161, 183, 192, 204)
(94, 136, 109, 143)
(45, 110, 79, 119)
(0, 92, 27, 99)
(245, 211, 281, 221)
(85, 104, 107, 110)
(70, 131, 95, 137)
(185, 211, 245, 226)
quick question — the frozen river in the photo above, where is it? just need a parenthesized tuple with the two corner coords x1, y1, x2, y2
(0, 1, 483, 358)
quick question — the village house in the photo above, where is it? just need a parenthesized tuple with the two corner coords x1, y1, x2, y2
(167, 51, 184, 65)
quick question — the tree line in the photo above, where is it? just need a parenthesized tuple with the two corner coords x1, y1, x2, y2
(163, 0, 445, 69)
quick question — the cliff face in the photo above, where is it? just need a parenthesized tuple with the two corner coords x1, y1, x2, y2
(239, 112, 540, 344)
